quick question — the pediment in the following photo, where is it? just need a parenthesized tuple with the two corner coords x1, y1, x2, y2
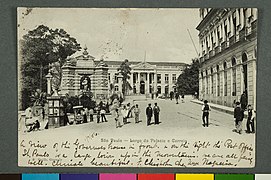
(131, 62, 156, 70)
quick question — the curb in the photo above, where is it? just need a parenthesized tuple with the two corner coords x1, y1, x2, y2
(191, 100, 248, 118)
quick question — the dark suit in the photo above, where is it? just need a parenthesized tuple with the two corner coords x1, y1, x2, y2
(146, 107, 153, 125)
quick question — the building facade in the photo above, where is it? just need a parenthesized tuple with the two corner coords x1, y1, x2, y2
(60, 47, 186, 98)
(197, 8, 257, 108)
(107, 60, 186, 96)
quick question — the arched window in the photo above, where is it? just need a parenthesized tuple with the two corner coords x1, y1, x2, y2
(232, 57, 237, 96)
(211, 68, 214, 94)
(206, 70, 209, 94)
(224, 62, 227, 96)
(242, 53, 248, 91)
(114, 85, 119, 92)
(217, 65, 220, 96)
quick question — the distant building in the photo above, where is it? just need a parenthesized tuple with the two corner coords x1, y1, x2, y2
(107, 60, 186, 96)
(196, 8, 257, 108)
(60, 48, 187, 98)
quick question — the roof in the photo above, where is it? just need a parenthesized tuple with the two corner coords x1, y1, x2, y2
(101, 60, 187, 67)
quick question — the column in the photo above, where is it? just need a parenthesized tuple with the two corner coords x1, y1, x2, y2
(154, 72, 157, 93)
(130, 72, 133, 95)
(146, 73, 149, 94)
(137, 72, 140, 94)
(221, 23, 224, 42)
(240, 8, 244, 29)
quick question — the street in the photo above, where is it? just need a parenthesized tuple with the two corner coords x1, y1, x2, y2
(19, 96, 255, 142)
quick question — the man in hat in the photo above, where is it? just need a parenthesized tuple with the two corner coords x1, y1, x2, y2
(146, 103, 153, 126)
(202, 100, 211, 127)
(234, 101, 244, 134)
(153, 102, 160, 125)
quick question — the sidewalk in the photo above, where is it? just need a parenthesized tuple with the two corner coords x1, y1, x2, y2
(191, 99, 248, 117)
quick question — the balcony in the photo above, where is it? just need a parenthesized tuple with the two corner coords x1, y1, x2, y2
(204, 53, 209, 60)
(209, 49, 215, 57)
(215, 45, 221, 54)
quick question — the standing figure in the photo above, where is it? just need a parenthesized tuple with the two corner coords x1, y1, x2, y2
(96, 106, 101, 123)
(234, 102, 244, 134)
(202, 100, 211, 127)
(89, 108, 94, 122)
(194, 92, 198, 99)
(240, 91, 248, 110)
(175, 92, 180, 104)
(121, 105, 128, 124)
(181, 94, 185, 103)
(246, 105, 255, 133)
(146, 103, 153, 126)
(115, 109, 121, 128)
(134, 104, 140, 123)
(100, 106, 107, 122)
(153, 103, 160, 125)
(170, 91, 174, 101)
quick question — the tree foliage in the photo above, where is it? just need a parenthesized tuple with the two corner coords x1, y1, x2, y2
(20, 25, 81, 109)
(176, 59, 200, 95)
(117, 59, 132, 95)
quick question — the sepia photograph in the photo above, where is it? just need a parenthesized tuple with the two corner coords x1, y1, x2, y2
(17, 8, 257, 168)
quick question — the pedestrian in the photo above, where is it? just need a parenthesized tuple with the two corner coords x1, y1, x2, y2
(194, 92, 198, 99)
(100, 106, 107, 122)
(240, 91, 248, 110)
(82, 109, 87, 123)
(175, 92, 180, 104)
(234, 101, 244, 134)
(153, 102, 160, 125)
(28, 120, 40, 132)
(89, 108, 94, 122)
(134, 104, 140, 123)
(146, 103, 153, 126)
(96, 106, 101, 123)
(170, 91, 174, 101)
(115, 109, 121, 128)
(181, 94, 185, 103)
(246, 105, 255, 133)
(127, 103, 131, 118)
(121, 105, 128, 124)
(202, 100, 211, 127)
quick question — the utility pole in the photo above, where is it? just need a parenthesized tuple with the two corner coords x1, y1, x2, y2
(187, 29, 199, 58)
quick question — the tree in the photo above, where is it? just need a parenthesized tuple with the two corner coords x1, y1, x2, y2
(176, 59, 200, 95)
(117, 59, 132, 95)
(20, 25, 81, 109)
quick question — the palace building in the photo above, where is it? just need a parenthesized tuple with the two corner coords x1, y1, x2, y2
(59, 47, 186, 98)
(196, 8, 257, 108)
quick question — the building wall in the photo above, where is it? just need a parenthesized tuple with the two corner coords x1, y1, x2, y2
(197, 8, 257, 108)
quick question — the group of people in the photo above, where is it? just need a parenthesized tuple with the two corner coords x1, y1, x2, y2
(201, 90, 256, 134)
(114, 102, 161, 128)
(170, 91, 185, 104)
(114, 103, 137, 128)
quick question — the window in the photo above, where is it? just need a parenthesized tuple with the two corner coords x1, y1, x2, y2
(114, 85, 119, 92)
(114, 73, 119, 83)
(206, 70, 208, 94)
(217, 65, 220, 96)
(224, 62, 227, 96)
(165, 74, 169, 84)
(157, 74, 161, 84)
(211, 68, 214, 94)
(217, 27, 220, 41)
(108, 73, 111, 81)
(232, 58, 237, 96)
(224, 20, 228, 40)
(157, 86, 161, 94)
(165, 86, 169, 95)
(172, 74, 177, 83)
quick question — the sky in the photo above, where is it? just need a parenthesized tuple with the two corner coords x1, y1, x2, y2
(18, 8, 200, 64)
